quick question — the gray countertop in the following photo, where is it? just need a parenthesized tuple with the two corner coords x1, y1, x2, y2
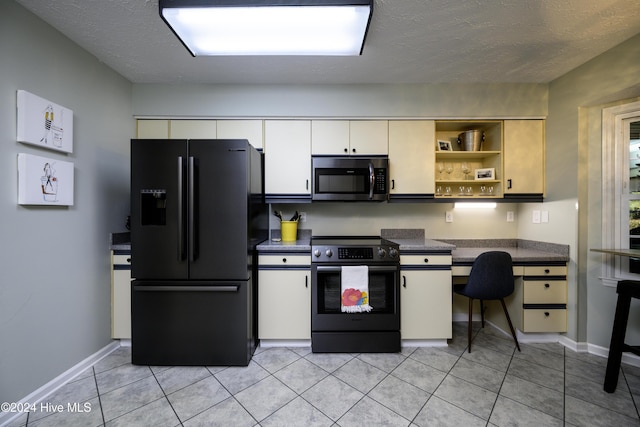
(114, 228, 570, 264)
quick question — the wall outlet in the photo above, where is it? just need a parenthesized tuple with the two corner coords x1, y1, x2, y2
(445, 211, 453, 223)
(506, 211, 515, 222)
(299, 212, 307, 222)
(532, 210, 541, 223)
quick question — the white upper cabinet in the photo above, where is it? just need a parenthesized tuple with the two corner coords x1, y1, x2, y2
(170, 120, 217, 139)
(388, 120, 435, 197)
(264, 120, 311, 197)
(311, 120, 349, 155)
(217, 120, 264, 150)
(349, 120, 389, 155)
(311, 120, 388, 155)
(137, 120, 169, 138)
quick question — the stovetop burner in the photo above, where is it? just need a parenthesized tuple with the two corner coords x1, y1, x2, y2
(311, 235, 399, 263)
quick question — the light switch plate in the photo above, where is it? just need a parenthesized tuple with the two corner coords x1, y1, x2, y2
(541, 211, 549, 223)
(532, 210, 541, 223)
(507, 211, 515, 222)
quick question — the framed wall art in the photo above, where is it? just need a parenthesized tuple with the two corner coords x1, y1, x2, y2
(17, 153, 74, 206)
(17, 90, 73, 153)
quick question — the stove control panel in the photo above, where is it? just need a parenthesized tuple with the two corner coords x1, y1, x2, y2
(312, 245, 399, 262)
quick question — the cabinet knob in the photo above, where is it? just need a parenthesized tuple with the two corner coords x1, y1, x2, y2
(507, 179, 512, 189)
(544, 312, 550, 317)
(544, 283, 550, 288)
(344, 148, 348, 153)
(352, 148, 356, 153)
(424, 258, 429, 263)
(126, 258, 131, 263)
(282, 258, 287, 263)
(402, 275, 407, 288)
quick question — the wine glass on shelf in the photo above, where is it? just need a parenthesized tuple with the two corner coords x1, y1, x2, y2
(437, 162, 445, 179)
(461, 162, 471, 181)
(444, 163, 453, 180)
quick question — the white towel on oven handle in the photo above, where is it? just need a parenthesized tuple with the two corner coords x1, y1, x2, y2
(341, 265, 373, 313)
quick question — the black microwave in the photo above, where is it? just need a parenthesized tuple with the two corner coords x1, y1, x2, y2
(311, 156, 389, 202)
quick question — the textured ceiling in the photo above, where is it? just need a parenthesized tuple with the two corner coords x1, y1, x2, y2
(14, 0, 640, 85)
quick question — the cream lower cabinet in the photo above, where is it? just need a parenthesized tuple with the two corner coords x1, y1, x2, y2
(258, 254, 311, 340)
(111, 250, 131, 339)
(400, 254, 452, 340)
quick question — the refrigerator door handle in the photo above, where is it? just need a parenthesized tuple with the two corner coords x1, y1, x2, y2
(135, 285, 239, 292)
(177, 156, 185, 261)
(188, 156, 196, 262)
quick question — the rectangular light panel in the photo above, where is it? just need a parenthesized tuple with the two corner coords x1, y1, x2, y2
(161, 4, 372, 56)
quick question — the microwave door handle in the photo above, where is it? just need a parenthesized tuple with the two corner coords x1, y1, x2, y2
(369, 162, 375, 200)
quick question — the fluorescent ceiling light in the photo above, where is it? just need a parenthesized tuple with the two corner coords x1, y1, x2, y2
(454, 202, 498, 209)
(159, 0, 373, 56)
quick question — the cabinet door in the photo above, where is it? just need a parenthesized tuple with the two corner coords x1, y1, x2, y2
(389, 121, 435, 195)
(400, 270, 452, 339)
(111, 253, 132, 339)
(258, 270, 310, 339)
(137, 120, 169, 138)
(264, 120, 311, 195)
(350, 121, 389, 155)
(503, 120, 545, 194)
(169, 120, 217, 139)
(311, 120, 350, 155)
(217, 120, 264, 150)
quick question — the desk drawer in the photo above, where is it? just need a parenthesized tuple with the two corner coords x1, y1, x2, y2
(523, 280, 567, 304)
(524, 265, 566, 277)
(523, 309, 567, 332)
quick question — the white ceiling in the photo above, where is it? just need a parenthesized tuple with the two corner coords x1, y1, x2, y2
(14, 0, 640, 85)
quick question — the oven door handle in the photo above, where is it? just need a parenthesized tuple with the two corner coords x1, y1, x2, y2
(315, 265, 398, 273)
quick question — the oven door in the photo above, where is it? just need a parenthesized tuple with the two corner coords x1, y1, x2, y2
(311, 264, 400, 331)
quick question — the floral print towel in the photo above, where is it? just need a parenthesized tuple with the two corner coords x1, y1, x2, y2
(341, 265, 372, 313)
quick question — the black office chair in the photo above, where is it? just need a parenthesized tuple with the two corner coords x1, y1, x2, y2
(454, 251, 521, 353)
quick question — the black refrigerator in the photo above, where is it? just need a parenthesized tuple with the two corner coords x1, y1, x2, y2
(130, 139, 267, 366)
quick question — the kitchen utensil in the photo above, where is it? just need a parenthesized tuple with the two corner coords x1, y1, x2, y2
(290, 210, 299, 221)
(274, 210, 283, 221)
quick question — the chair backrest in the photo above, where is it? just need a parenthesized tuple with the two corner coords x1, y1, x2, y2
(464, 251, 515, 300)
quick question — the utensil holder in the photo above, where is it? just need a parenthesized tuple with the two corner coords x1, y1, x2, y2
(281, 221, 298, 242)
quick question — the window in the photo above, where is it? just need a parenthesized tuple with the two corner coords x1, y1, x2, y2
(602, 101, 640, 285)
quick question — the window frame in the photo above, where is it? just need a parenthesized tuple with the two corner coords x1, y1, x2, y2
(601, 100, 640, 286)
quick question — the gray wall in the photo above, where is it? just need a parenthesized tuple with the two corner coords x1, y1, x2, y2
(0, 2, 133, 403)
(545, 32, 640, 347)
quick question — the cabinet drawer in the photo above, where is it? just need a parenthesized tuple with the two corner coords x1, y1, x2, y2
(523, 265, 566, 276)
(113, 254, 131, 266)
(259, 254, 311, 267)
(523, 309, 567, 332)
(400, 254, 452, 266)
(523, 280, 567, 304)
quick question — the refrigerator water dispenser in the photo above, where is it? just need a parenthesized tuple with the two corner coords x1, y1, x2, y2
(140, 189, 166, 225)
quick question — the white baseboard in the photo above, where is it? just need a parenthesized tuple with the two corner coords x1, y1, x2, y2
(402, 339, 448, 347)
(259, 339, 311, 348)
(0, 340, 121, 427)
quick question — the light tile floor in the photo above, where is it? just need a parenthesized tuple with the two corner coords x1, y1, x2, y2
(6, 323, 640, 426)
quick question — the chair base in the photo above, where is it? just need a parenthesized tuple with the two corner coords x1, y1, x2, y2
(463, 297, 521, 353)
